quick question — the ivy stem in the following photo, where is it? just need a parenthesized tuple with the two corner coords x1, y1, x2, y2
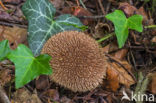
(97, 32, 115, 43)
(79, 0, 87, 10)
(144, 25, 156, 29)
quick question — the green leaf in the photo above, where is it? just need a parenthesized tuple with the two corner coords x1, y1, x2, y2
(0, 40, 11, 61)
(105, 10, 143, 48)
(128, 15, 143, 32)
(7, 44, 52, 89)
(105, 10, 129, 48)
(22, 0, 84, 56)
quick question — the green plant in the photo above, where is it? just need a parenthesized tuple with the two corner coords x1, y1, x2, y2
(0, 40, 52, 89)
(22, 0, 87, 56)
(0, 0, 86, 89)
(105, 10, 143, 48)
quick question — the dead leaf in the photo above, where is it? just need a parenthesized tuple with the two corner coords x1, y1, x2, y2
(0, 11, 14, 21)
(35, 75, 50, 90)
(103, 58, 135, 91)
(60, 96, 72, 103)
(72, 6, 93, 25)
(114, 49, 128, 60)
(137, 7, 149, 24)
(12, 88, 42, 103)
(104, 64, 120, 92)
(0, 25, 27, 49)
(108, 43, 119, 53)
(151, 36, 156, 43)
(0, 69, 12, 86)
(94, 23, 110, 38)
(118, 2, 137, 17)
(61, 7, 73, 14)
(2, 0, 21, 4)
(102, 43, 118, 54)
(102, 44, 110, 53)
(62, 6, 93, 25)
(149, 72, 156, 94)
(151, 30, 156, 36)
(50, 0, 64, 9)
(42, 89, 59, 101)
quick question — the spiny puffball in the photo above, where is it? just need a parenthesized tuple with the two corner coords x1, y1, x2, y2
(41, 31, 106, 92)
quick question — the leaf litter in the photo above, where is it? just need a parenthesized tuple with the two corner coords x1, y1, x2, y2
(0, 0, 156, 103)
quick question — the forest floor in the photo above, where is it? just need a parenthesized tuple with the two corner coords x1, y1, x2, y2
(0, 0, 156, 103)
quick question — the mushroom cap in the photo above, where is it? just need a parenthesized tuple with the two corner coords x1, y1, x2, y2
(41, 31, 106, 92)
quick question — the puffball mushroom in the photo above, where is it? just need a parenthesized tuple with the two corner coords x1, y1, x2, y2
(41, 31, 106, 92)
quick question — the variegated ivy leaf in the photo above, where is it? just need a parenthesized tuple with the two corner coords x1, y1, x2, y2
(22, 0, 84, 56)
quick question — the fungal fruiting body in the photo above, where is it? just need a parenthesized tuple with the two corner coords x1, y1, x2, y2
(42, 31, 106, 92)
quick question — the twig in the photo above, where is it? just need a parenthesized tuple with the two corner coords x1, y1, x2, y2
(76, 0, 80, 6)
(0, 21, 27, 28)
(97, 0, 106, 15)
(0, 85, 11, 103)
(106, 2, 111, 14)
(78, 15, 105, 19)
(0, 0, 8, 11)
(79, 0, 87, 10)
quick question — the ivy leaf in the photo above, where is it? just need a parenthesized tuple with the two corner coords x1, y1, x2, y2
(0, 40, 11, 61)
(105, 10, 143, 48)
(128, 15, 143, 32)
(7, 44, 52, 89)
(105, 10, 129, 48)
(22, 0, 84, 56)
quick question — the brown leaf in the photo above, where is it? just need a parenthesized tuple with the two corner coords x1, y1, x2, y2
(0, 25, 27, 49)
(137, 7, 149, 25)
(35, 75, 50, 90)
(102, 43, 118, 54)
(61, 7, 73, 14)
(0, 69, 12, 86)
(105, 64, 120, 92)
(149, 72, 156, 94)
(102, 44, 110, 53)
(62, 6, 93, 25)
(12, 88, 42, 103)
(73, 7, 93, 25)
(104, 59, 135, 92)
(60, 96, 72, 103)
(50, 0, 64, 9)
(2, 0, 21, 4)
(94, 23, 110, 38)
(114, 49, 128, 60)
(151, 30, 156, 36)
(116, 61, 135, 87)
(0, 11, 14, 21)
(118, 2, 137, 17)
(151, 36, 156, 43)
(42, 89, 59, 101)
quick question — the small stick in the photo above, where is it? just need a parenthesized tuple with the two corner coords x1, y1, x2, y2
(0, 0, 8, 11)
(0, 21, 27, 28)
(98, 0, 106, 15)
(78, 15, 105, 19)
(76, 0, 80, 6)
(79, 0, 87, 10)
(0, 85, 11, 103)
